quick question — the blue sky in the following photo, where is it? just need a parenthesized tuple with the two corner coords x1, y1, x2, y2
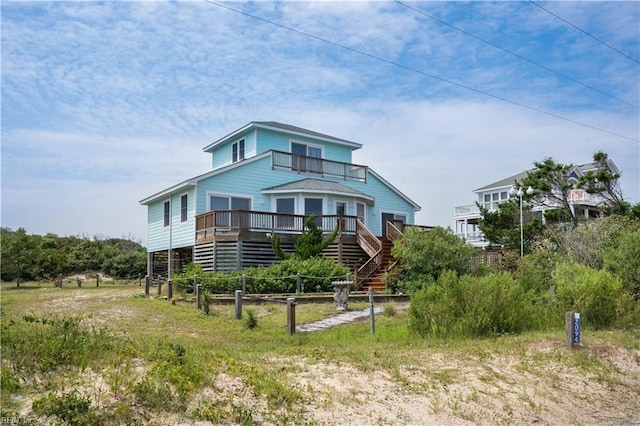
(2, 1, 639, 244)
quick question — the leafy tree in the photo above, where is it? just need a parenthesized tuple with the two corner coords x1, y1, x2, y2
(577, 151, 625, 214)
(390, 226, 476, 287)
(478, 199, 544, 252)
(519, 158, 578, 223)
(0, 227, 38, 286)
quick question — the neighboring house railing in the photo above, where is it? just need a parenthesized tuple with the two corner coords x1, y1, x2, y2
(270, 150, 368, 182)
(195, 210, 358, 243)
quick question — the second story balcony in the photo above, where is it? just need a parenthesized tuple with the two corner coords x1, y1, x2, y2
(271, 150, 367, 182)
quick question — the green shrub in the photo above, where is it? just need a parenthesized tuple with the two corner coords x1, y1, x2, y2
(603, 228, 640, 298)
(2, 316, 118, 373)
(408, 271, 534, 338)
(516, 248, 563, 294)
(245, 309, 258, 329)
(390, 226, 475, 289)
(553, 261, 634, 329)
(175, 257, 350, 295)
(32, 390, 97, 425)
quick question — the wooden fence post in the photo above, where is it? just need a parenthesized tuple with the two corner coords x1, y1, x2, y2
(96, 274, 99, 287)
(565, 312, 581, 348)
(235, 290, 243, 320)
(157, 275, 162, 297)
(167, 279, 173, 301)
(242, 274, 247, 295)
(58, 274, 63, 288)
(196, 284, 202, 310)
(287, 298, 296, 336)
(369, 288, 375, 336)
(138, 273, 142, 287)
(145, 275, 150, 296)
(193, 276, 198, 295)
(296, 273, 301, 294)
(76, 276, 81, 288)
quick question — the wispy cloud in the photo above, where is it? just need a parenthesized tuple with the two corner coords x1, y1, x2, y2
(1, 1, 638, 242)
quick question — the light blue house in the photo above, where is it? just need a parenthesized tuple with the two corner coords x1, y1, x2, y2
(140, 122, 422, 290)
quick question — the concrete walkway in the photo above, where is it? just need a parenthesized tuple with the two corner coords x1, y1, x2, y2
(297, 306, 384, 333)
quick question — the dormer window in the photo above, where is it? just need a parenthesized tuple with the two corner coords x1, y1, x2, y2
(232, 139, 245, 163)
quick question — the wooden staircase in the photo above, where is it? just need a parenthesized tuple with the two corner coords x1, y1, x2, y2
(362, 237, 394, 292)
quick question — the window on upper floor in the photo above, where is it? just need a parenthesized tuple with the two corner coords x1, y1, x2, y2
(291, 142, 322, 173)
(180, 194, 188, 223)
(232, 139, 245, 163)
(163, 200, 170, 227)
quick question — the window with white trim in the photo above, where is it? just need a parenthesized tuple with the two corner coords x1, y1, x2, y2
(356, 202, 365, 223)
(232, 139, 245, 163)
(163, 200, 170, 227)
(180, 194, 188, 223)
(276, 197, 295, 229)
(291, 142, 322, 173)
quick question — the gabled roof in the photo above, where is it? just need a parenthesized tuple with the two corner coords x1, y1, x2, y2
(202, 121, 363, 152)
(473, 158, 620, 193)
(473, 170, 532, 193)
(262, 178, 375, 202)
(139, 151, 271, 205)
(368, 168, 422, 211)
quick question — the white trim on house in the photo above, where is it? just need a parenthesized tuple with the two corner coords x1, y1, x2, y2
(206, 192, 253, 211)
(367, 168, 421, 211)
(202, 122, 362, 153)
(139, 152, 271, 205)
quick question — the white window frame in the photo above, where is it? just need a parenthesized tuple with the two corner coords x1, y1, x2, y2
(290, 140, 323, 174)
(180, 193, 188, 223)
(356, 202, 366, 224)
(207, 192, 252, 211)
(232, 138, 245, 163)
(163, 200, 170, 228)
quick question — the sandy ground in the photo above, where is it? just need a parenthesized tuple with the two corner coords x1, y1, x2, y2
(7, 284, 640, 425)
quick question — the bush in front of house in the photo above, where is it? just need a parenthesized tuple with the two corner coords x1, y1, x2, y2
(408, 270, 534, 338)
(173, 257, 350, 295)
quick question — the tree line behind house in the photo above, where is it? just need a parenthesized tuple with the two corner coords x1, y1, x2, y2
(0, 228, 147, 284)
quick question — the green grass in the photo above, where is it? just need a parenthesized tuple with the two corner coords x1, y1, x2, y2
(1, 281, 638, 425)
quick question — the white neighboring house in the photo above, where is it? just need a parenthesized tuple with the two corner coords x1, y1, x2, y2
(453, 160, 618, 247)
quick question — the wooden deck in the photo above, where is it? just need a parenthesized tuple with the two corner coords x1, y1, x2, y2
(193, 210, 426, 290)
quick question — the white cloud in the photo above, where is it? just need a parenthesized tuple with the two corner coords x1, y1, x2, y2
(1, 1, 638, 244)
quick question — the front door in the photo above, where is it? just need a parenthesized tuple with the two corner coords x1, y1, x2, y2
(381, 213, 395, 237)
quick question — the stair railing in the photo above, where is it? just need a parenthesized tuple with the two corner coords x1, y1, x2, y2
(355, 219, 383, 289)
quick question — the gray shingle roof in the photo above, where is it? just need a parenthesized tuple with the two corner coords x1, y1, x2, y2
(262, 178, 374, 201)
(473, 170, 532, 192)
(252, 121, 360, 146)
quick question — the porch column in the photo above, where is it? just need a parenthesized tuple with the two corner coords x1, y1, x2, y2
(463, 219, 469, 240)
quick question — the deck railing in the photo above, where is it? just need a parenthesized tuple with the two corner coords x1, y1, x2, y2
(271, 150, 368, 182)
(195, 210, 358, 243)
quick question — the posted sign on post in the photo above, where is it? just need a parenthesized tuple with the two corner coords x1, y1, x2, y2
(566, 311, 581, 348)
(573, 313, 581, 344)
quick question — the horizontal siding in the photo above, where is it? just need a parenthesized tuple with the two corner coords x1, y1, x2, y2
(256, 128, 354, 163)
(212, 129, 257, 169)
(346, 173, 417, 236)
(146, 188, 195, 253)
(195, 157, 417, 236)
